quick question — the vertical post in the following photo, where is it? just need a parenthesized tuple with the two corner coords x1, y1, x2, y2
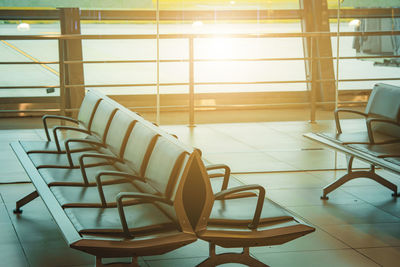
(156, 0, 161, 125)
(335, 0, 341, 110)
(59, 8, 85, 118)
(300, 0, 336, 120)
(310, 36, 317, 123)
(58, 39, 66, 122)
(189, 37, 195, 127)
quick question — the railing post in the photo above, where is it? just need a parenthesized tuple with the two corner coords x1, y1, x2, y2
(188, 37, 195, 127)
(300, 0, 336, 122)
(58, 39, 66, 124)
(310, 36, 317, 123)
(59, 8, 85, 118)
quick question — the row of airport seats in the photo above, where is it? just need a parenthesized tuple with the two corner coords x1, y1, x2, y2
(305, 83, 400, 199)
(12, 89, 314, 267)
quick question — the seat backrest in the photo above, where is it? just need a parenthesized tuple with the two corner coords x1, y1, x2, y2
(366, 83, 400, 121)
(366, 83, 400, 138)
(119, 121, 159, 176)
(76, 90, 102, 130)
(144, 136, 187, 199)
(89, 100, 118, 142)
(103, 110, 136, 158)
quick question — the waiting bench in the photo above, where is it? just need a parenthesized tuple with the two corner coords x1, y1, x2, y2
(304, 83, 400, 199)
(12, 89, 314, 266)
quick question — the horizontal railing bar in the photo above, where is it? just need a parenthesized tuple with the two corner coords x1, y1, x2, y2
(329, 8, 400, 19)
(1, 31, 400, 41)
(2, 54, 400, 66)
(1, 8, 398, 21)
(0, 61, 59, 65)
(0, 99, 369, 114)
(0, 86, 59, 89)
(317, 77, 400, 83)
(4, 76, 400, 90)
(81, 9, 303, 21)
(0, 9, 60, 20)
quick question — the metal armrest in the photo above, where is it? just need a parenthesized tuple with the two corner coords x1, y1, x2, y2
(215, 184, 266, 230)
(366, 118, 400, 144)
(64, 138, 105, 166)
(334, 108, 368, 134)
(116, 192, 172, 238)
(79, 153, 120, 185)
(95, 171, 145, 207)
(52, 126, 91, 152)
(206, 164, 231, 191)
(42, 115, 79, 141)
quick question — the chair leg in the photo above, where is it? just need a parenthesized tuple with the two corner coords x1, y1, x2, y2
(321, 157, 398, 199)
(197, 243, 269, 267)
(13, 190, 39, 214)
(95, 257, 139, 267)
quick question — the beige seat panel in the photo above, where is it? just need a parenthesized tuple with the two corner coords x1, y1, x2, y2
(319, 131, 391, 145)
(122, 122, 158, 175)
(65, 203, 175, 235)
(209, 197, 293, 226)
(28, 150, 110, 169)
(77, 90, 103, 130)
(89, 100, 118, 142)
(144, 136, 186, 197)
(51, 181, 139, 208)
(103, 110, 136, 158)
(39, 165, 118, 186)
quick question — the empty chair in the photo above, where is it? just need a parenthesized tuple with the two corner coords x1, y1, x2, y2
(350, 119, 400, 163)
(50, 121, 160, 207)
(307, 83, 400, 199)
(63, 136, 189, 235)
(182, 152, 315, 267)
(20, 90, 102, 154)
(26, 100, 118, 168)
(321, 83, 400, 145)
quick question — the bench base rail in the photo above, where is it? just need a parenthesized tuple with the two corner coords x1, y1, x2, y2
(13, 190, 39, 214)
(197, 243, 268, 267)
(321, 155, 398, 199)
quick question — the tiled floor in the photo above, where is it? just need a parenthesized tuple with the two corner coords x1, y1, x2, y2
(0, 118, 399, 266)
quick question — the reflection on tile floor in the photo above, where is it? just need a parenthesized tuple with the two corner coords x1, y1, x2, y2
(0, 119, 399, 266)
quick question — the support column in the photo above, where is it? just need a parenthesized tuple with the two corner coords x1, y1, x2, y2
(300, 0, 336, 110)
(59, 8, 85, 117)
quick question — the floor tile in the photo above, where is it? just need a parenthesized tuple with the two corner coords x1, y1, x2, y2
(357, 247, 400, 267)
(255, 249, 379, 267)
(251, 227, 349, 254)
(0, 184, 36, 204)
(289, 203, 400, 226)
(205, 152, 296, 172)
(23, 240, 93, 267)
(265, 188, 364, 207)
(0, 221, 21, 244)
(0, 243, 29, 267)
(234, 172, 326, 189)
(322, 223, 400, 248)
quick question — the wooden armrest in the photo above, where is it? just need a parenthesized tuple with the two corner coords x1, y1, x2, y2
(79, 153, 120, 185)
(206, 164, 231, 191)
(366, 118, 400, 144)
(42, 115, 79, 141)
(116, 192, 172, 238)
(215, 184, 266, 229)
(65, 138, 105, 166)
(52, 126, 91, 152)
(95, 171, 146, 207)
(334, 108, 368, 134)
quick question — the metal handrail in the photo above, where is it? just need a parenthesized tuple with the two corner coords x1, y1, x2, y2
(2, 30, 400, 41)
